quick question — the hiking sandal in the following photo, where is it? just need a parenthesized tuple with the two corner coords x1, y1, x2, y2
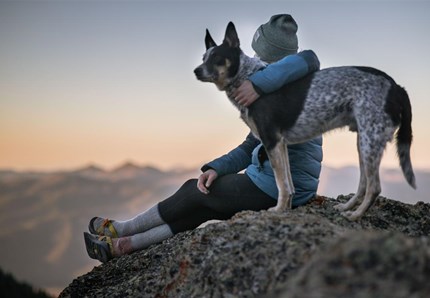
(88, 217, 119, 238)
(84, 232, 114, 263)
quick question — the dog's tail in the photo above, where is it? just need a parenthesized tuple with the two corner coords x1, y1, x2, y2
(394, 86, 416, 189)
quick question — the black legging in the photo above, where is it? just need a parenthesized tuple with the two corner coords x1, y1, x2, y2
(158, 174, 276, 234)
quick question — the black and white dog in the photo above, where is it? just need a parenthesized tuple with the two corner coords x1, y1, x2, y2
(194, 22, 416, 220)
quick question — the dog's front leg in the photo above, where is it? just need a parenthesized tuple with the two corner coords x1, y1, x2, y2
(267, 138, 295, 212)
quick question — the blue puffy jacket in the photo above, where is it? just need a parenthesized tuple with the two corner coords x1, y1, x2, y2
(202, 50, 323, 207)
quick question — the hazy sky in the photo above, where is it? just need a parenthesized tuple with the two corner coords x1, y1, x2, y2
(1, 0, 429, 171)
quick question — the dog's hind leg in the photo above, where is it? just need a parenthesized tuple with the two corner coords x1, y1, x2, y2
(342, 130, 390, 220)
(342, 169, 381, 221)
(267, 137, 295, 211)
(334, 134, 367, 212)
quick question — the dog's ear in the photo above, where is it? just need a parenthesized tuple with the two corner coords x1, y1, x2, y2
(205, 29, 217, 50)
(223, 22, 240, 48)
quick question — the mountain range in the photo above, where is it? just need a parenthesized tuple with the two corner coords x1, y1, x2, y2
(0, 162, 428, 295)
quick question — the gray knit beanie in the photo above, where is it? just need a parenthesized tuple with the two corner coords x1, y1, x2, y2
(252, 14, 298, 63)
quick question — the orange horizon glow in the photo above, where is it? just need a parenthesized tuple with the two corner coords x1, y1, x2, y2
(1, 129, 429, 173)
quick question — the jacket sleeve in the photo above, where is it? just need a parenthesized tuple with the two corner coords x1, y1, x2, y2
(249, 50, 320, 94)
(201, 132, 260, 176)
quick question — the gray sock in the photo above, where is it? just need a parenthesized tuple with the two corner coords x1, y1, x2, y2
(92, 204, 165, 237)
(116, 205, 166, 237)
(113, 224, 174, 255)
(130, 224, 173, 251)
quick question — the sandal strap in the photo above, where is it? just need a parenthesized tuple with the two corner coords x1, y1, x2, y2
(97, 218, 119, 238)
(99, 236, 114, 256)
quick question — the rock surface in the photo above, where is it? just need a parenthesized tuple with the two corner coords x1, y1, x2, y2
(60, 195, 430, 297)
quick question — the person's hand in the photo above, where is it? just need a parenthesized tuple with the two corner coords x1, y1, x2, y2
(197, 169, 218, 194)
(232, 80, 260, 107)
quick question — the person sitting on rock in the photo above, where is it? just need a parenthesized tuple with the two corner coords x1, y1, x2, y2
(84, 14, 323, 263)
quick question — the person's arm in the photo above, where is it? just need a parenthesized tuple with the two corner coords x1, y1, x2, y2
(201, 132, 259, 175)
(251, 50, 320, 94)
(197, 132, 259, 194)
(233, 50, 320, 106)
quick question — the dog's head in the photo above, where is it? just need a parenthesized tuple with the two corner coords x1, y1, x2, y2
(194, 22, 242, 91)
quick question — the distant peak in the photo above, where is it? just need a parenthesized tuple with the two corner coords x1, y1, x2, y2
(111, 162, 163, 176)
(75, 164, 106, 173)
(112, 161, 141, 172)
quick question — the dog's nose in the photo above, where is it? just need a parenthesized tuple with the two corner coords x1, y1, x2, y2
(194, 67, 203, 77)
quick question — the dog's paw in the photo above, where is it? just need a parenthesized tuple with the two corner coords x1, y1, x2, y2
(268, 206, 284, 212)
(341, 210, 361, 221)
(334, 203, 348, 211)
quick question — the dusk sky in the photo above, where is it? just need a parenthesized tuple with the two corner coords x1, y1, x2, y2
(1, 0, 429, 172)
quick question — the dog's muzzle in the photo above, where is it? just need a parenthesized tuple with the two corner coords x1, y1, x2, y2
(194, 67, 205, 80)
(194, 66, 213, 82)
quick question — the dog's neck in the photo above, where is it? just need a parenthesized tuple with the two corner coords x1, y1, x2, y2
(225, 53, 266, 111)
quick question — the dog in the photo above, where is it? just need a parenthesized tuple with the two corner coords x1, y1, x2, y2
(194, 22, 416, 220)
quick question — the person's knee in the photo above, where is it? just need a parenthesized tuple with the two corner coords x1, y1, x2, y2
(181, 179, 198, 190)
(177, 179, 201, 198)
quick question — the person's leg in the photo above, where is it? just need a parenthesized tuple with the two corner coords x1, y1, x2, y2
(111, 174, 275, 256)
(159, 174, 276, 234)
(166, 207, 227, 233)
(87, 173, 276, 260)
(89, 175, 226, 237)
(109, 224, 174, 256)
(89, 205, 165, 237)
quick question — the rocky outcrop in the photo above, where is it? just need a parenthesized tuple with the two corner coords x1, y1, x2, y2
(282, 231, 430, 298)
(60, 195, 430, 297)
